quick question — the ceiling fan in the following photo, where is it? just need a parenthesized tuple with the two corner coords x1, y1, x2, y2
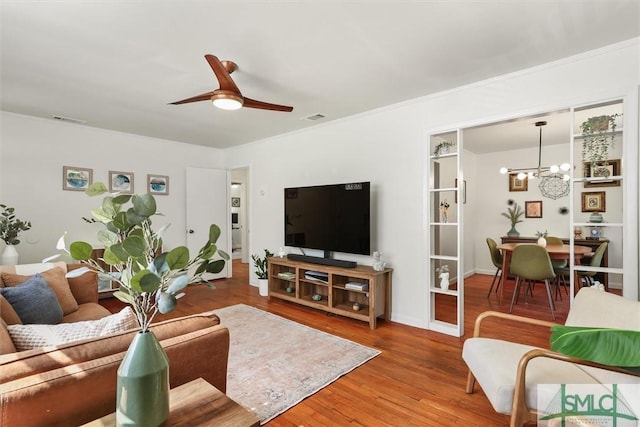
(170, 54, 293, 112)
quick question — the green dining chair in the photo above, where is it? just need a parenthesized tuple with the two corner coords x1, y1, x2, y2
(546, 236, 568, 299)
(485, 238, 503, 297)
(556, 242, 608, 291)
(509, 244, 557, 320)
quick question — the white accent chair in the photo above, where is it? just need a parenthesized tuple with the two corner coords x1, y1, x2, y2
(462, 287, 640, 426)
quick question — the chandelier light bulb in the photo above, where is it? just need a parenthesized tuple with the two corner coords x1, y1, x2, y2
(562, 174, 570, 181)
(549, 165, 560, 173)
(499, 167, 508, 175)
(560, 163, 571, 171)
(517, 172, 527, 180)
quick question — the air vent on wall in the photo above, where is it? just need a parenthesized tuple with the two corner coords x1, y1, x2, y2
(302, 113, 326, 121)
(52, 115, 87, 124)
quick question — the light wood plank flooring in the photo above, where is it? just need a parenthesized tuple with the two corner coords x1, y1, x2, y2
(101, 260, 579, 426)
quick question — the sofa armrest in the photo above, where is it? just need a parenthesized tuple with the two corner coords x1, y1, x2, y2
(0, 324, 230, 427)
(0, 311, 221, 383)
(511, 348, 640, 427)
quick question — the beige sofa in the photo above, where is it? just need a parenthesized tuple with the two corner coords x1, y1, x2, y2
(463, 287, 640, 427)
(0, 262, 230, 426)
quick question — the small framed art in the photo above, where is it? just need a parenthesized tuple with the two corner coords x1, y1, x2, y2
(63, 166, 93, 191)
(581, 191, 606, 213)
(525, 201, 542, 218)
(109, 171, 134, 193)
(509, 174, 528, 192)
(583, 159, 621, 188)
(231, 197, 241, 207)
(147, 174, 169, 195)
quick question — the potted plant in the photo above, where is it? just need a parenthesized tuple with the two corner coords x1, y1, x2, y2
(434, 140, 455, 157)
(535, 230, 548, 247)
(501, 200, 524, 237)
(580, 114, 621, 166)
(0, 204, 31, 265)
(252, 249, 274, 296)
(54, 182, 228, 426)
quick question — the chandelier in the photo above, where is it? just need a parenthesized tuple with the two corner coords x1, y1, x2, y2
(499, 121, 571, 199)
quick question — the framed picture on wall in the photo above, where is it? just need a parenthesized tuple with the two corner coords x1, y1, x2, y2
(109, 171, 134, 194)
(581, 191, 606, 212)
(231, 197, 241, 207)
(63, 166, 93, 191)
(147, 174, 169, 195)
(509, 174, 528, 192)
(583, 159, 621, 188)
(525, 200, 542, 218)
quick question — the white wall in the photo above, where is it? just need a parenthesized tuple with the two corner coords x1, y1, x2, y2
(225, 39, 639, 328)
(0, 112, 225, 264)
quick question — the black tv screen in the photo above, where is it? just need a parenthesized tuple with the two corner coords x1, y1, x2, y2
(284, 182, 370, 256)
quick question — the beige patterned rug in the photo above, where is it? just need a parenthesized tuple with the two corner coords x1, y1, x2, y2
(213, 304, 380, 424)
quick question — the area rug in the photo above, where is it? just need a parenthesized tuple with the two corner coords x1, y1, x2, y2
(213, 304, 380, 424)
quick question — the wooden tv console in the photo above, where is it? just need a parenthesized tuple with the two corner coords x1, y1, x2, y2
(267, 257, 392, 329)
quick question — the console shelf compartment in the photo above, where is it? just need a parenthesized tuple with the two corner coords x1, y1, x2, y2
(267, 257, 392, 329)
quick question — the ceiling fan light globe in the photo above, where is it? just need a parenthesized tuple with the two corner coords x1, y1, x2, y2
(211, 91, 243, 110)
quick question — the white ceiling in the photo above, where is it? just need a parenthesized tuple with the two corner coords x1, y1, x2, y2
(1, 1, 638, 150)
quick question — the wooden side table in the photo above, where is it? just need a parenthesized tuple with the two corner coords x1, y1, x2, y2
(83, 378, 260, 427)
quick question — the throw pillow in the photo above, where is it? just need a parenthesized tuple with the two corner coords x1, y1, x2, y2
(0, 274, 64, 324)
(7, 307, 137, 351)
(1, 268, 79, 315)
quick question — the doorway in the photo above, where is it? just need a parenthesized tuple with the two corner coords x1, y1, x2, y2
(230, 167, 250, 267)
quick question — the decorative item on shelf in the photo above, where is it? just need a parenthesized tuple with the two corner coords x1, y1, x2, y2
(535, 230, 548, 247)
(437, 265, 450, 291)
(439, 200, 450, 223)
(589, 212, 604, 223)
(252, 249, 274, 297)
(50, 182, 228, 427)
(433, 140, 455, 157)
(574, 227, 583, 239)
(501, 199, 524, 237)
(0, 204, 31, 266)
(286, 285, 294, 293)
(372, 251, 386, 271)
(312, 294, 322, 301)
(580, 114, 621, 164)
(278, 246, 287, 258)
(588, 226, 603, 240)
(352, 302, 361, 311)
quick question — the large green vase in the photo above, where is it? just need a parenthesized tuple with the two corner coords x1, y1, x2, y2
(116, 331, 169, 427)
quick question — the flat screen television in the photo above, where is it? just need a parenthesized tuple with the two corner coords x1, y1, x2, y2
(284, 182, 370, 261)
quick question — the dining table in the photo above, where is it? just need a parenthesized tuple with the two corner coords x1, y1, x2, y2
(495, 243, 592, 305)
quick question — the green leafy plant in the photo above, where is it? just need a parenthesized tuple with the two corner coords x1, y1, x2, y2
(580, 114, 621, 164)
(501, 200, 524, 226)
(55, 182, 229, 331)
(434, 140, 455, 157)
(0, 204, 31, 245)
(535, 230, 548, 238)
(551, 325, 640, 371)
(252, 249, 274, 279)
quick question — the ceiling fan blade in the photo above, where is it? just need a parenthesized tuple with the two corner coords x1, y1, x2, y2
(243, 97, 293, 112)
(205, 54, 241, 93)
(169, 91, 215, 105)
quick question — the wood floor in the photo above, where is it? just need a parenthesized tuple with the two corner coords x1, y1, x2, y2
(100, 260, 577, 426)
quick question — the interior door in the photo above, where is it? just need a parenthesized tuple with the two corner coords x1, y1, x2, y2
(186, 167, 231, 279)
